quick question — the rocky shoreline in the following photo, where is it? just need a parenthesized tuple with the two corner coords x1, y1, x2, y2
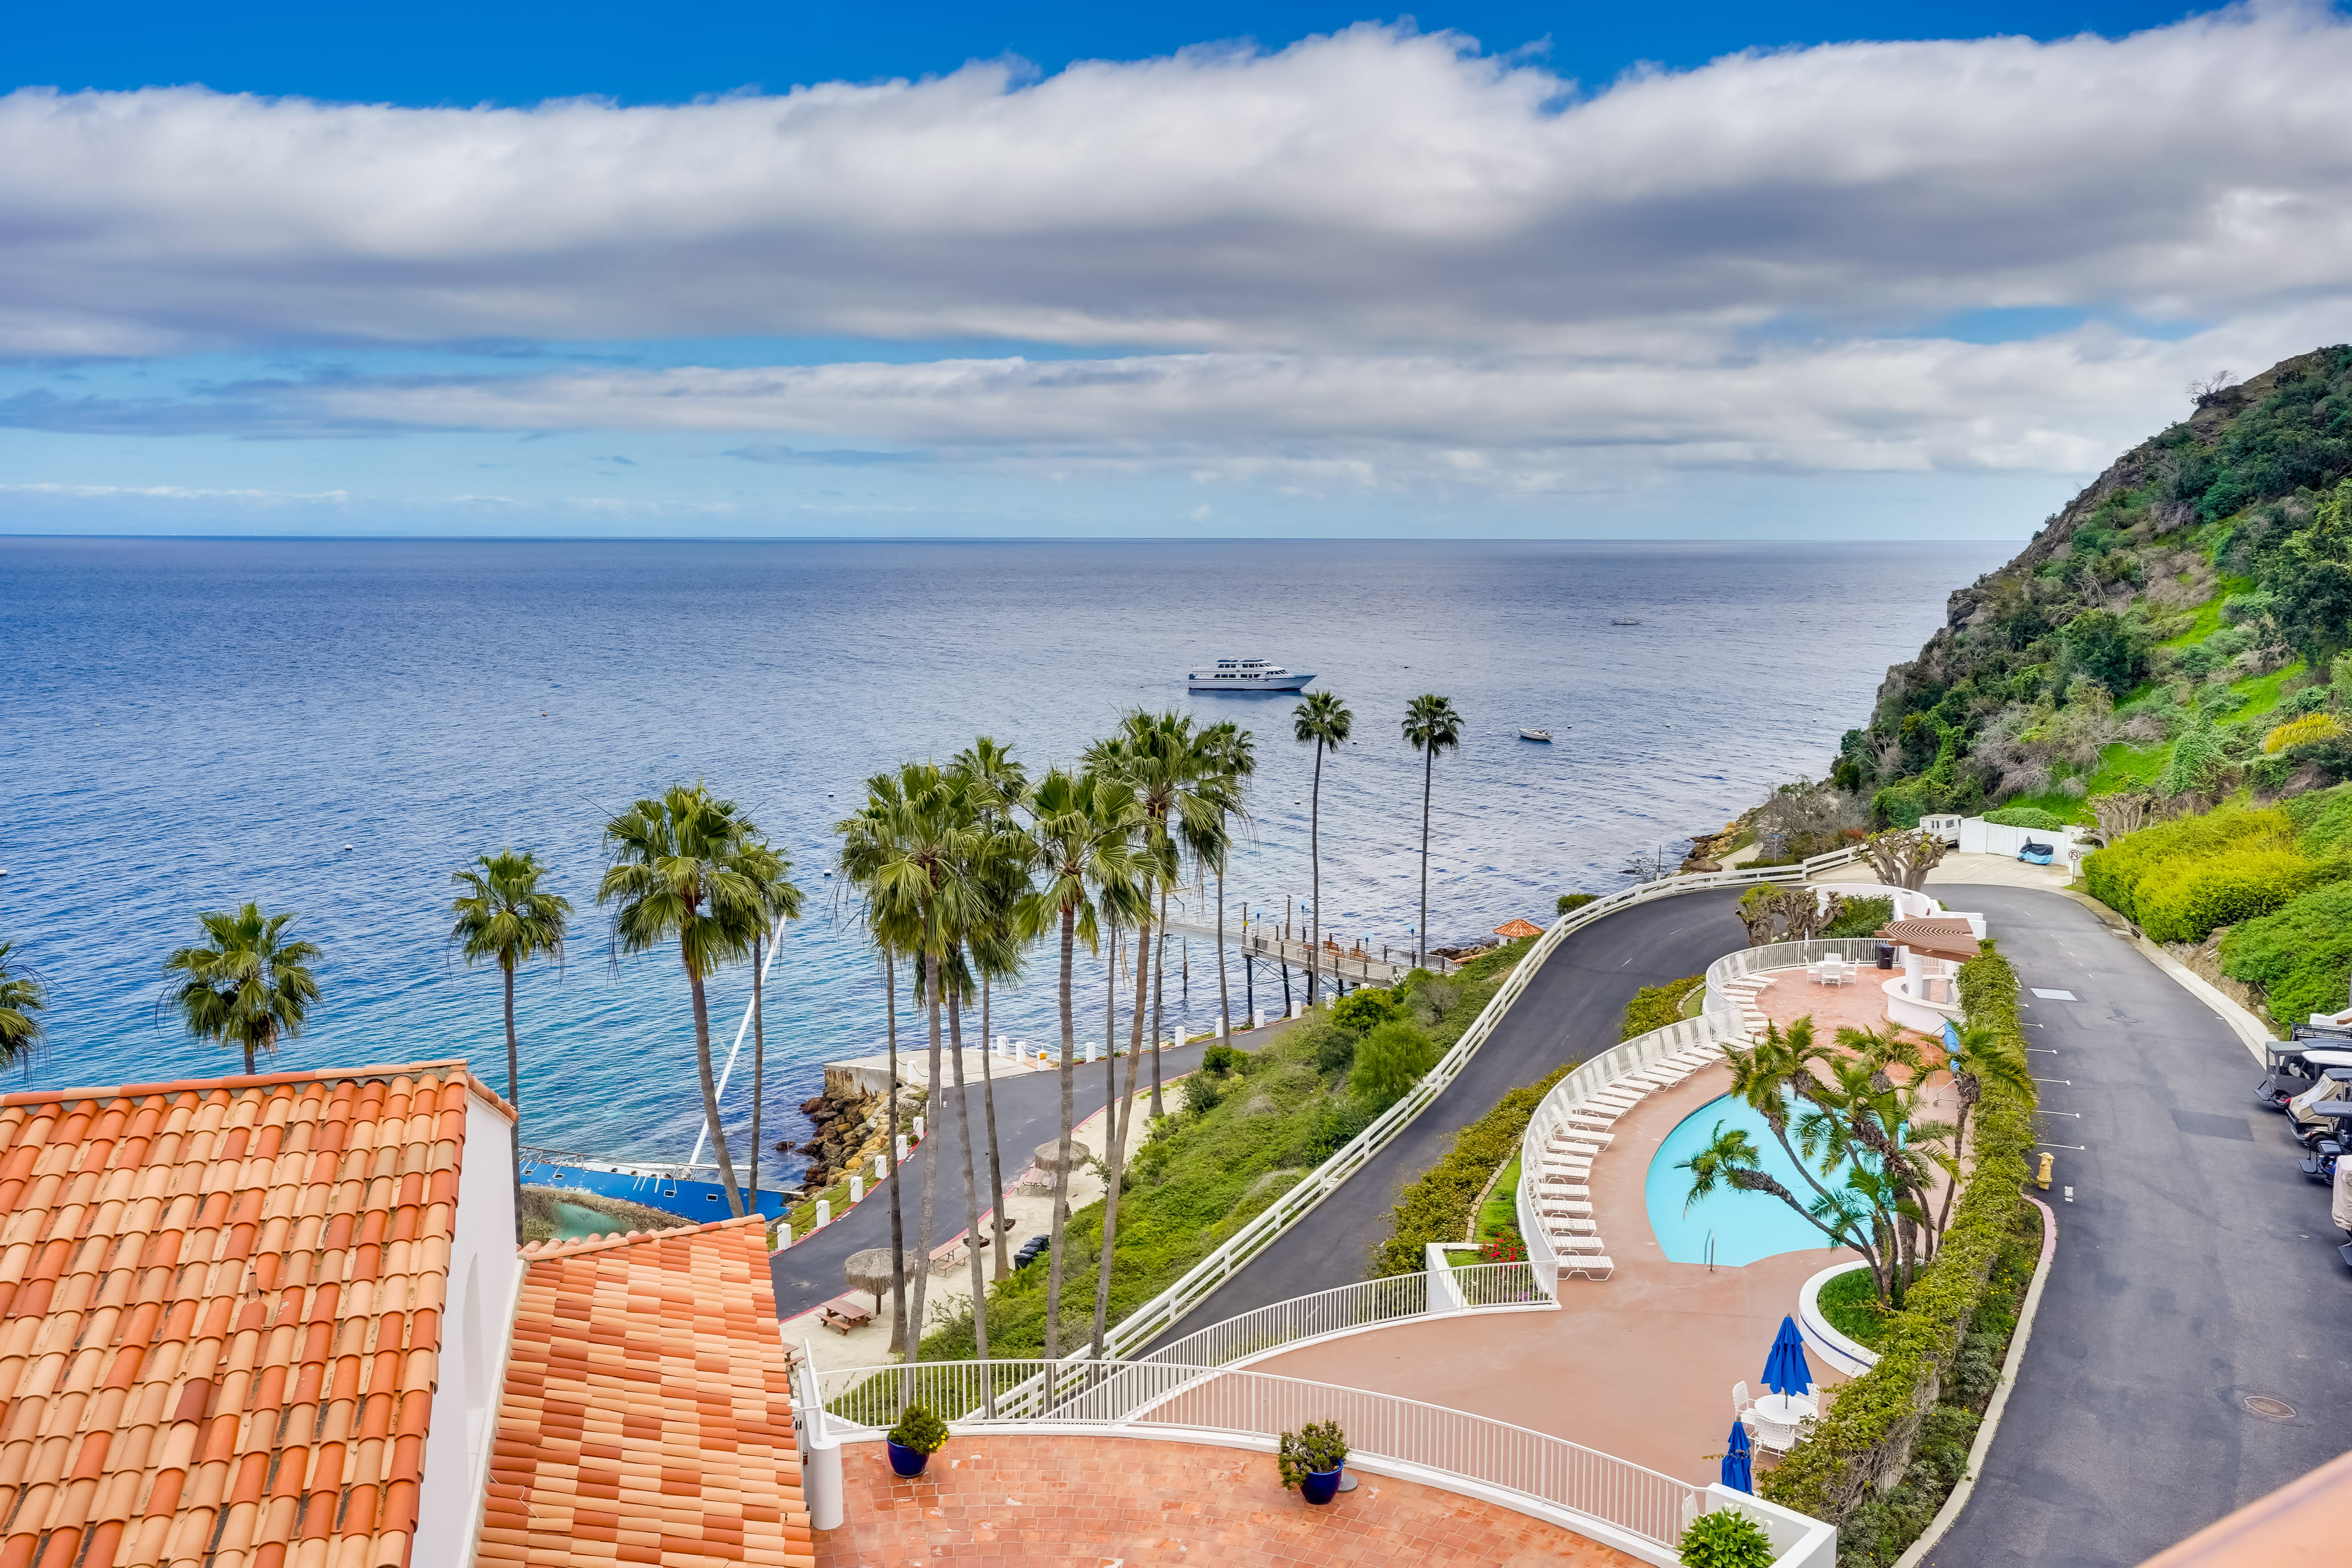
(777, 1082, 926, 1199)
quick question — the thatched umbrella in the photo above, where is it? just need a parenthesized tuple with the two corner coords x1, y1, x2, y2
(845, 1247, 913, 1316)
(1033, 1137, 1090, 1218)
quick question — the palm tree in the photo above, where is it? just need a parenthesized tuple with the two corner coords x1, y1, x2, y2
(162, 903, 321, 1076)
(448, 851, 573, 1110)
(729, 835, 804, 1207)
(1291, 690, 1353, 1006)
(838, 785, 922, 1355)
(1930, 1022, 2033, 1233)
(0, 943, 48, 1071)
(1199, 722, 1256, 1038)
(1017, 768, 1140, 1370)
(1087, 712, 1234, 1118)
(951, 736, 1033, 1283)
(846, 761, 986, 1361)
(1401, 695, 1463, 969)
(598, 783, 768, 1218)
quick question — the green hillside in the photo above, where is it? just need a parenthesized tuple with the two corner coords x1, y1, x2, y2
(1834, 345, 2352, 826)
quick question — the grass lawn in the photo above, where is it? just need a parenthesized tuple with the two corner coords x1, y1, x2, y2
(1816, 1265, 1894, 1348)
(1476, 1152, 1522, 1241)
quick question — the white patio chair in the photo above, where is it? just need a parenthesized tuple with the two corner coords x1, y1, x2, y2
(1732, 1381, 1754, 1420)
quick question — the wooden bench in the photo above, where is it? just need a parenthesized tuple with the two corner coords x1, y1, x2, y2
(930, 1233, 970, 1274)
(818, 1295, 875, 1335)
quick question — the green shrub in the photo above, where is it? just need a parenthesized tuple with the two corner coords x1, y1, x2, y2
(1180, 1073, 1225, 1117)
(1330, 988, 1400, 1033)
(1822, 895, 1896, 940)
(2222, 881, 2352, 1028)
(2083, 805, 2296, 923)
(1678, 1509, 1776, 1568)
(1350, 1020, 1437, 1109)
(1622, 974, 1705, 1039)
(1983, 806, 2064, 830)
(1557, 892, 1598, 914)
(1200, 1042, 1244, 1076)
(1277, 1421, 1349, 1486)
(1300, 1017, 1357, 1074)
(887, 1402, 950, 1454)
(1370, 1064, 1569, 1276)
(2287, 783, 2352, 857)
(2133, 843, 2339, 943)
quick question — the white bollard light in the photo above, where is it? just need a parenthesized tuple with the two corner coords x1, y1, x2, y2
(850, 1175, 865, 1204)
(1289, 1000, 1304, 1019)
(814, 1199, 831, 1229)
(914, 1115, 925, 1140)
(873, 1152, 887, 1180)
(895, 1135, 908, 1162)
(1216, 1015, 1229, 1039)
(774, 1220, 792, 1250)
(1253, 1008, 1266, 1030)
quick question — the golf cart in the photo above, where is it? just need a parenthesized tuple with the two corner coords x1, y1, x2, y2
(2299, 1102, 2352, 1182)
(2290, 1069, 2352, 1145)
(2257, 1043, 2352, 1112)
(2018, 839, 2056, 865)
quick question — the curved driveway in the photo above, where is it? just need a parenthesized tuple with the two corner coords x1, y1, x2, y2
(1146, 888, 1749, 1346)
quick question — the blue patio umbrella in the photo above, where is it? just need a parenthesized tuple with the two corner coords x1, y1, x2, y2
(1721, 1420, 1754, 1493)
(1762, 1314, 1814, 1395)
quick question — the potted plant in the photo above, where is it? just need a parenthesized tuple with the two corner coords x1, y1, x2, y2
(1278, 1420, 1349, 1505)
(886, 1401, 949, 1478)
(1678, 1506, 1775, 1567)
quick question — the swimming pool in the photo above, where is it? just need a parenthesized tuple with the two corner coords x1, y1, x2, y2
(1643, 1094, 1860, 1266)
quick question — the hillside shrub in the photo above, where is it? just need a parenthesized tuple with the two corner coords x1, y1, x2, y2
(1982, 805, 2064, 830)
(1350, 1021, 1437, 1109)
(1621, 974, 1705, 1039)
(1822, 895, 1896, 940)
(1368, 1063, 1568, 1276)
(2082, 806, 2295, 923)
(2222, 882, 2352, 1029)
(2286, 782, 2352, 856)
(1761, 943, 2038, 1540)
(1330, 987, 1400, 1033)
(2132, 844, 2338, 943)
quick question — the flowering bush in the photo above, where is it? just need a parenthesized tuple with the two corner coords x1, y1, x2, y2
(1477, 1230, 1527, 1264)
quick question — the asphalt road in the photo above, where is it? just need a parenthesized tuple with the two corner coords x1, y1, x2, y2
(1931, 887, 2352, 1567)
(769, 1023, 1229, 1320)
(1142, 888, 1752, 1346)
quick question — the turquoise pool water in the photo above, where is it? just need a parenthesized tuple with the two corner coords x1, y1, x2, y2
(1644, 1094, 1856, 1266)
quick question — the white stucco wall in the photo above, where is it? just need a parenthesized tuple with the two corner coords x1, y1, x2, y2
(413, 1088, 523, 1568)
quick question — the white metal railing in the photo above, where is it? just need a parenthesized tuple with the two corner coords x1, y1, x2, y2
(1137, 1262, 1547, 1371)
(1082, 839, 1880, 1359)
(806, 1357, 1711, 1558)
(1702, 938, 1887, 1016)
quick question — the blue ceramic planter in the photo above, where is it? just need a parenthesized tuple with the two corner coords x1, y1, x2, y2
(1300, 1466, 1343, 1505)
(886, 1439, 930, 1477)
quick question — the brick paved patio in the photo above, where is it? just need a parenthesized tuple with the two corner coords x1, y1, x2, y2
(813, 1434, 1642, 1566)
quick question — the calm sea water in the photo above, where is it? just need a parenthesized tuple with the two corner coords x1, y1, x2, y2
(0, 537, 2003, 1169)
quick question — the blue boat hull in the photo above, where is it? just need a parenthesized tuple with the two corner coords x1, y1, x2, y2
(518, 1155, 795, 1225)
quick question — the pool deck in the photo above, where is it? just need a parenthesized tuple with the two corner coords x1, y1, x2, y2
(1251, 1047, 1852, 1488)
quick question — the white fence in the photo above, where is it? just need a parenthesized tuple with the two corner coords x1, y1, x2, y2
(1101, 840, 1880, 1357)
(804, 1356, 1716, 1562)
(1137, 1262, 1547, 1371)
(1702, 937, 1888, 1016)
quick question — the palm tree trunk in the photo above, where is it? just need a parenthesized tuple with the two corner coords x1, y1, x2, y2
(979, 975, 1011, 1281)
(502, 957, 521, 1107)
(1215, 866, 1231, 1038)
(245, 1038, 256, 1076)
(1093, 925, 1148, 1360)
(1308, 742, 1324, 1007)
(1046, 907, 1077, 1366)
(1418, 744, 1433, 969)
(1148, 887, 1168, 1119)
(1117, 924, 1150, 1157)
(909, 950, 945, 1361)
(748, 931, 765, 1202)
(684, 952, 747, 1218)
(948, 984, 991, 1388)
(884, 951, 909, 1357)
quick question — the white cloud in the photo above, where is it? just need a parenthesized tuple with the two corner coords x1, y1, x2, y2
(2, 6, 2351, 358)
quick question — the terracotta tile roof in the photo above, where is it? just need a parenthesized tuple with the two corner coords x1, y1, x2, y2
(0, 1058, 502, 1568)
(480, 1215, 814, 1568)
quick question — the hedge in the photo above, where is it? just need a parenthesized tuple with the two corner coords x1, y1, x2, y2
(2082, 805, 2313, 933)
(1368, 1063, 1568, 1277)
(1759, 942, 2038, 1527)
(2132, 843, 2338, 943)
(1621, 975, 1705, 1040)
(1982, 806, 2064, 830)
(2222, 881, 2352, 1031)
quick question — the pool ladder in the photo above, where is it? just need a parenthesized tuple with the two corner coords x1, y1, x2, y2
(1705, 1229, 1717, 1273)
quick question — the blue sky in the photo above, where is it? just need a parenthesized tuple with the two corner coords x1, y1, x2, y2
(4, 2, 2350, 538)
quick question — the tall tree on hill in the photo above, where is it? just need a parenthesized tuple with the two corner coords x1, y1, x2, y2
(163, 902, 320, 1076)
(1199, 721, 1256, 1038)
(1017, 767, 1140, 1373)
(598, 783, 766, 1218)
(1292, 689, 1353, 1006)
(1401, 694, 1464, 969)
(448, 850, 573, 1110)
(951, 736, 1034, 1283)
(0, 943, 48, 1071)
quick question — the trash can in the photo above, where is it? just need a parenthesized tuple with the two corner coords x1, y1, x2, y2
(1875, 942, 1896, 971)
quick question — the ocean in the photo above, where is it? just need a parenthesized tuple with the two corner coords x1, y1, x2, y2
(0, 537, 2006, 1173)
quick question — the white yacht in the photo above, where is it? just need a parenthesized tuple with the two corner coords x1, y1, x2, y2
(1187, 658, 1315, 692)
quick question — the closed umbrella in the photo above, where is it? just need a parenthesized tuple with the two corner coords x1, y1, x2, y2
(1720, 1420, 1754, 1493)
(1762, 1315, 1814, 1396)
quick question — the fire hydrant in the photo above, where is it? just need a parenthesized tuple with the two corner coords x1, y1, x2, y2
(2036, 1152, 2054, 1191)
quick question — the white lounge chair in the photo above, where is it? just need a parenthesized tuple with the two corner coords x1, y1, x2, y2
(1539, 1199, 1591, 1217)
(1550, 1218, 1598, 1235)
(1560, 1256, 1615, 1280)
(1542, 1183, 1591, 1199)
(1553, 1235, 1607, 1253)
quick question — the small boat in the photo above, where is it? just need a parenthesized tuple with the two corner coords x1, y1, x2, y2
(1520, 728, 1553, 742)
(1188, 658, 1314, 692)
(1611, 617, 1641, 626)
